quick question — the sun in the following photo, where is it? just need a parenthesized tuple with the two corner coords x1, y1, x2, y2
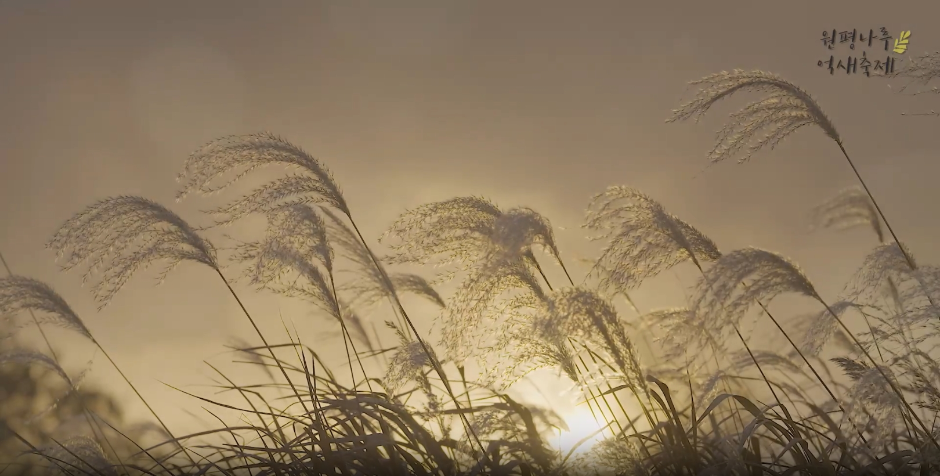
(554, 406, 609, 455)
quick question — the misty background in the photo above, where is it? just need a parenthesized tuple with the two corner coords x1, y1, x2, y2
(2, 0, 940, 448)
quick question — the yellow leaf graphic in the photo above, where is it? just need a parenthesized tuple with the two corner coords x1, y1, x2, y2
(893, 30, 911, 54)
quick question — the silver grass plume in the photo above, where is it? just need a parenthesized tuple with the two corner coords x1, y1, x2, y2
(0, 277, 92, 342)
(844, 242, 917, 301)
(226, 206, 354, 335)
(229, 204, 333, 290)
(382, 197, 561, 272)
(383, 322, 435, 393)
(384, 198, 563, 362)
(227, 205, 375, 393)
(176, 132, 348, 223)
(239, 237, 339, 318)
(490, 207, 561, 265)
(896, 265, 940, 325)
(667, 69, 840, 163)
(36, 435, 116, 476)
(381, 196, 504, 269)
(887, 51, 940, 94)
(845, 245, 940, 334)
(642, 307, 726, 372)
(47, 196, 217, 309)
(692, 248, 819, 341)
(810, 186, 885, 242)
(584, 186, 721, 295)
(344, 272, 446, 310)
(673, 69, 926, 308)
(382, 322, 442, 414)
(484, 293, 579, 389)
(320, 207, 446, 324)
(0, 349, 72, 385)
(837, 359, 904, 450)
(797, 301, 857, 359)
(545, 288, 645, 393)
(445, 257, 546, 363)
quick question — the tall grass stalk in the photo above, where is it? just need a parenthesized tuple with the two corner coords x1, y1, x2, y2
(175, 134, 488, 459)
(0, 251, 128, 471)
(668, 68, 937, 320)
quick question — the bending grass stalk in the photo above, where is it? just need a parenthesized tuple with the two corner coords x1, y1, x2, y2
(214, 268, 313, 419)
(92, 341, 201, 471)
(739, 280, 878, 453)
(327, 273, 372, 394)
(531, 259, 654, 436)
(0, 251, 127, 472)
(528, 258, 625, 439)
(834, 141, 940, 320)
(816, 295, 940, 452)
(532, 257, 666, 460)
(345, 217, 489, 462)
(690, 256, 837, 465)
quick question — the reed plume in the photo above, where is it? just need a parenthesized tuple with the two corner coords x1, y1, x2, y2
(584, 186, 721, 296)
(383, 197, 561, 362)
(667, 69, 839, 164)
(176, 132, 348, 222)
(484, 293, 580, 389)
(176, 133, 488, 457)
(0, 276, 186, 469)
(810, 186, 885, 243)
(47, 196, 217, 310)
(0, 277, 91, 341)
(383, 197, 561, 273)
(888, 51, 940, 94)
(670, 69, 923, 302)
(694, 247, 939, 449)
(692, 248, 818, 339)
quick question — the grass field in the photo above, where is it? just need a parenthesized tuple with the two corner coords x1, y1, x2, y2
(2, 56, 940, 476)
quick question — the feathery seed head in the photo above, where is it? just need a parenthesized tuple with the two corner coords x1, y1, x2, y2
(37, 435, 116, 476)
(383, 324, 437, 396)
(693, 247, 819, 336)
(810, 186, 884, 242)
(490, 207, 560, 261)
(0, 349, 72, 384)
(486, 306, 580, 389)
(846, 242, 916, 300)
(442, 259, 545, 363)
(798, 301, 856, 359)
(47, 196, 217, 309)
(230, 204, 334, 287)
(176, 132, 349, 223)
(585, 186, 721, 295)
(668, 69, 840, 163)
(345, 272, 445, 311)
(383, 197, 560, 272)
(546, 288, 645, 390)
(886, 51, 940, 90)
(0, 277, 92, 341)
(382, 197, 502, 268)
(238, 238, 339, 317)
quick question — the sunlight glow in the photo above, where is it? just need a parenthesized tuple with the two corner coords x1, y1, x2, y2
(555, 406, 608, 455)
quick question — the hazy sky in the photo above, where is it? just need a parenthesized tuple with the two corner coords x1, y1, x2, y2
(3, 0, 940, 450)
